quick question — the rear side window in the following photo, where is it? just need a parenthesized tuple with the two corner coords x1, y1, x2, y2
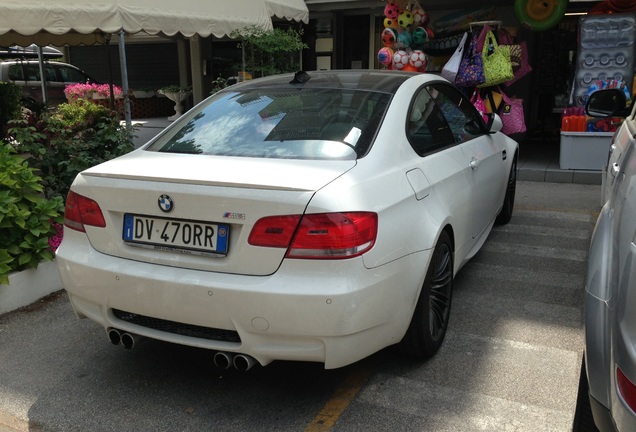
(58, 66, 89, 83)
(7, 64, 24, 80)
(147, 88, 392, 160)
(407, 87, 455, 156)
(44, 65, 57, 82)
(24, 64, 40, 81)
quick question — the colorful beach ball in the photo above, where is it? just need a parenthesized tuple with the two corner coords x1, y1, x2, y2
(377, 47, 394, 66)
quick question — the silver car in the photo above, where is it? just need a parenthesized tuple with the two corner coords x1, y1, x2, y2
(0, 59, 94, 107)
(575, 88, 636, 431)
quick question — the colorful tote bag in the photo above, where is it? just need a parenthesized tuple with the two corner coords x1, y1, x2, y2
(500, 93, 527, 135)
(470, 90, 488, 123)
(454, 32, 485, 88)
(478, 29, 514, 88)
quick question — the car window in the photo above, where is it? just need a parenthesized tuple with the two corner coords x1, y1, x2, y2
(24, 64, 40, 81)
(147, 88, 392, 160)
(407, 87, 455, 156)
(44, 65, 57, 82)
(429, 83, 484, 144)
(7, 64, 24, 80)
(58, 65, 89, 83)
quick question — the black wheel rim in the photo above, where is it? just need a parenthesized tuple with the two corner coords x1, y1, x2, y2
(429, 244, 452, 341)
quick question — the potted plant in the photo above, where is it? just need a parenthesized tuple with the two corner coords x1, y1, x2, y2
(158, 85, 192, 120)
(92, 84, 123, 100)
(131, 87, 155, 98)
(64, 83, 96, 101)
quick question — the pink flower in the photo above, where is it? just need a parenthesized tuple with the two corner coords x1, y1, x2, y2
(49, 222, 64, 252)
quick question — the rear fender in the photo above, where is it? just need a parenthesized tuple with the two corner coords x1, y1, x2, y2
(585, 203, 614, 407)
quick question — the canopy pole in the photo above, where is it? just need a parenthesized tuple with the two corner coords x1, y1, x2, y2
(37, 47, 47, 104)
(118, 29, 132, 129)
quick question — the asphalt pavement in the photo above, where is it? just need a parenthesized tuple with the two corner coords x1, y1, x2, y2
(0, 180, 602, 431)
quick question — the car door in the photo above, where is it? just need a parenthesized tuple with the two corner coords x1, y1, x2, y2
(406, 84, 473, 250)
(429, 84, 506, 238)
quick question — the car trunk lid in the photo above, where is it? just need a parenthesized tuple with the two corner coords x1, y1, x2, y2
(71, 151, 355, 275)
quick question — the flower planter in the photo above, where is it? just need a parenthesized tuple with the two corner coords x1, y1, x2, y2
(159, 90, 191, 121)
(132, 91, 155, 98)
(0, 260, 62, 315)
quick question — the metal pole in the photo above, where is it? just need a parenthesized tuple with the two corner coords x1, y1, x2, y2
(118, 29, 131, 128)
(37, 47, 47, 104)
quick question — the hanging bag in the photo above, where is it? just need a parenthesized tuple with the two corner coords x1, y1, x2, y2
(500, 92, 527, 135)
(441, 32, 468, 83)
(497, 27, 522, 68)
(470, 90, 489, 123)
(455, 31, 486, 88)
(478, 28, 514, 88)
(505, 41, 532, 86)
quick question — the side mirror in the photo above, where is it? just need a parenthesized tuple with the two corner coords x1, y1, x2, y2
(485, 113, 503, 133)
(585, 89, 629, 118)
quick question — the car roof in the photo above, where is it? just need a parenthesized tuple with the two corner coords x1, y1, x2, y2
(228, 70, 415, 94)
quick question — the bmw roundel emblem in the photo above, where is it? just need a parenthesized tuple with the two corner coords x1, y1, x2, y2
(158, 194, 174, 213)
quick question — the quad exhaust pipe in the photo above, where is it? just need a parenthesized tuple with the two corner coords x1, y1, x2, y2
(107, 328, 143, 350)
(108, 329, 256, 370)
(213, 351, 258, 371)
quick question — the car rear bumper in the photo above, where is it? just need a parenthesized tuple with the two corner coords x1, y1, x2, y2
(57, 231, 430, 369)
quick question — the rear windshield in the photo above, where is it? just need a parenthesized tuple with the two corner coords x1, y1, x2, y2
(146, 88, 392, 160)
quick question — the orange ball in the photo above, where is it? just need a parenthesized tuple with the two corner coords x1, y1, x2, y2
(401, 64, 418, 72)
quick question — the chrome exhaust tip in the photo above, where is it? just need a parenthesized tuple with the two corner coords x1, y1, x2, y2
(107, 328, 121, 346)
(120, 332, 141, 350)
(233, 354, 258, 372)
(213, 351, 235, 370)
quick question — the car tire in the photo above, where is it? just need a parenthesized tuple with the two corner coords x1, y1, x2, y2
(399, 230, 453, 358)
(572, 356, 600, 432)
(495, 154, 517, 225)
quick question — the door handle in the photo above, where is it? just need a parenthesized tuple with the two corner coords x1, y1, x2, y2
(610, 162, 620, 179)
(470, 157, 480, 170)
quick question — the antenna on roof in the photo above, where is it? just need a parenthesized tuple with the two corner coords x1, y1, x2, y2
(290, 71, 310, 84)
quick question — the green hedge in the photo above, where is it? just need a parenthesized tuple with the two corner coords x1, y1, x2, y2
(0, 82, 22, 138)
(0, 143, 64, 284)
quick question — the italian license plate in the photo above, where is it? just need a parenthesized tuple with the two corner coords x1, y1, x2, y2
(123, 214, 229, 255)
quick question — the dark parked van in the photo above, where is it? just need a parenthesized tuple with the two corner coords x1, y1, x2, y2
(0, 60, 94, 107)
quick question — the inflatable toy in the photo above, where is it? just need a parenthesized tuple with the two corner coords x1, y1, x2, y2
(398, 11, 414, 29)
(514, 0, 568, 31)
(377, 47, 394, 66)
(376, 1, 434, 72)
(384, 2, 401, 19)
(382, 27, 398, 46)
(393, 50, 410, 70)
(409, 50, 427, 70)
(384, 18, 399, 29)
(412, 5, 429, 27)
(411, 26, 429, 46)
(396, 31, 412, 49)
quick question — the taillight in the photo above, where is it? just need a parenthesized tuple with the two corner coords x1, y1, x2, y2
(617, 367, 636, 413)
(248, 215, 302, 247)
(249, 212, 377, 259)
(64, 191, 106, 232)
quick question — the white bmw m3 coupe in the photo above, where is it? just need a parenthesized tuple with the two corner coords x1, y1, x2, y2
(57, 70, 518, 370)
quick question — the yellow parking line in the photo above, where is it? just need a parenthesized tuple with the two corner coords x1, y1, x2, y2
(304, 359, 376, 432)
